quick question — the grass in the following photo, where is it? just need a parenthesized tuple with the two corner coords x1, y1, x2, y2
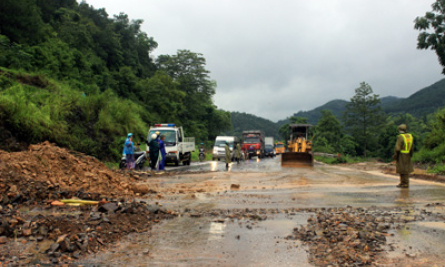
(191, 145, 213, 162)
(315, 155, 366, 164)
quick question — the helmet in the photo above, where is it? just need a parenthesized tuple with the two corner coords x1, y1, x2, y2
(398, 124, 407, 133)
(151, 134, 157, 139)
(155, 131, 160, 135)
(127, 133, 133, 137)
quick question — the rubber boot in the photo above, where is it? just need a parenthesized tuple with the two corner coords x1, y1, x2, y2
(397, 174, 409, 188)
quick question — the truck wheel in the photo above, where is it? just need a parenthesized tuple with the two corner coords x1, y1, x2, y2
(175, 160, 179, 166)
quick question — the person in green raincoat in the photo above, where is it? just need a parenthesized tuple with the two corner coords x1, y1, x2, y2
(224, 141, 232, 170)
(149, 133, 160, 170)
(235, 142, 242, 164)
(393, 124, 414, 188)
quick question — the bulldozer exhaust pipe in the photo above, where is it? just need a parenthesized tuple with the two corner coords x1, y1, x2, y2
(281, 152, 314, 167)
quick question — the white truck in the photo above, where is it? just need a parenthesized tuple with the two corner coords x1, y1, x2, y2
(146, 124, 195, 166)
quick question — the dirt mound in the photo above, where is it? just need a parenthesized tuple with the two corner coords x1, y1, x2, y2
(0, 141, 135, 199)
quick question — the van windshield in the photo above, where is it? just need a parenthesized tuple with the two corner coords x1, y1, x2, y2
(276, 143, 284, 148)
(215, 140, 234, 148)
(244, 137, 259, 144)
(148, 130, 176, 145)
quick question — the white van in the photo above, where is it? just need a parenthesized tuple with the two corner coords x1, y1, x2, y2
(212, 136, 239, 161)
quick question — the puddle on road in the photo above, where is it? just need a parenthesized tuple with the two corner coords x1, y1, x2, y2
(77, 214, 312, 267)
(379, 221, 445, 266)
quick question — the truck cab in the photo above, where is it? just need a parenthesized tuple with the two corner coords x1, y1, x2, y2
(242, 130, 265, 159)
(146, 124, 195, 166)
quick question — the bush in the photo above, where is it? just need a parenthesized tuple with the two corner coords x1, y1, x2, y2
(0, 70, 149, 161)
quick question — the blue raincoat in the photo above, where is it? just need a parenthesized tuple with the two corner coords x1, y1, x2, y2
(159, 139, 166, 170)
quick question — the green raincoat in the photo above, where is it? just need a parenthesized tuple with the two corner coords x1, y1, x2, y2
(235, 143, 241, 159)
(225, 143, 232, 164)
(394, 133, 414, 174)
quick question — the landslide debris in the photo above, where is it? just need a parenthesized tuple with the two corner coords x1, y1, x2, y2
(0, 141, 175, 266)
(0, 141, 135, 199)
(0, 201, 175, 266)
(286, 206, 443, 266)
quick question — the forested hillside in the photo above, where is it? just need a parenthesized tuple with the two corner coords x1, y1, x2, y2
(0, 0, 231, 160)
(278, 99, 349, 125)
(383, 79, 445, 117)
(222, 112, 281, 140)
(278, 79, 445, 125)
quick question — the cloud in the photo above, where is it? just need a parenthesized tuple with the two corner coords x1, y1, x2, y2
(86, 0, 444, 121)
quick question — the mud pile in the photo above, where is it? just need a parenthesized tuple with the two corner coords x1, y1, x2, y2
(0, 141, 136, 200)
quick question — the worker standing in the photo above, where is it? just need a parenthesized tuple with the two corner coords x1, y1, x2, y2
(149, 134, 160, 171)
(393, 124, 414, 188)
(224, 141, 232, 170)
(235, 142, 242, 164)
(124, 133, 135, 170)
(159, 135, 166, 170)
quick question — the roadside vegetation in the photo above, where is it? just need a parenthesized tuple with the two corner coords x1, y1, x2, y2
(1, 0, 445, 174)
(0, 0, 231, 160)
(281, 81, 445, 174)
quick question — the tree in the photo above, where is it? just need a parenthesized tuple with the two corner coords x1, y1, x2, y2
(0, 0, 47, 45)
(343, 82, 386, 158)
(415, 0, 445, 74)
(313, 110, 343, 153)
(156, 50, 225, 140)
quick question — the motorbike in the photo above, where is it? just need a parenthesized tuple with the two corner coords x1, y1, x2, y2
(119, 143, 148, 170)
(198, 146, 206, 162)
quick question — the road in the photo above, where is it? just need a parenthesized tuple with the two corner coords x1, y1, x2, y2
(79, 156, 445, 266)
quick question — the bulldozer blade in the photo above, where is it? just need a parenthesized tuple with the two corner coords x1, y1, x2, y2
(281, 152, 314, 167)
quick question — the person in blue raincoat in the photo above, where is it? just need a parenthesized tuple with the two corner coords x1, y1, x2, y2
(124, 133, 135, 170)
(159, 135, 166, 170)
(149, 134, 160, 170)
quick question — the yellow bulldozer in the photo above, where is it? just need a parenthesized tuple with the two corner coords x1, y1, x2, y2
(281, 124, 314, 167)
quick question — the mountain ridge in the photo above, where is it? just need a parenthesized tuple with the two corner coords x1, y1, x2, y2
(231, 78, 445, 136)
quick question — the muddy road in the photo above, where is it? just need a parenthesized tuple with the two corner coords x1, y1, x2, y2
(76, 156, 445, 266)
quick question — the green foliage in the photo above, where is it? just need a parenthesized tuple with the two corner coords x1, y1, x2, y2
(383, 79, 445, 117)
(413, 107, 445, 165)
(426, 164, 445, 175)
(343, 82, 386, 157)
(313, 110, 343, 153)
(314, 155, 362, 164)
(223, 112, 280, 140)
(415, 1, 445, 74)
(0, 71, 149, 160)
(0, 1, 232, 160)
(156, 50, 231, 142)
(191, 145, 213, 162)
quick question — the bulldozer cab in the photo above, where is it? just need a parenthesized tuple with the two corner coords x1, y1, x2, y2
(288, 124, 312, 152)
(281, 124, 314, 167)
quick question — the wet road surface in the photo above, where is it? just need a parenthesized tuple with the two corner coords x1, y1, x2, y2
(78, 156, 445, 266)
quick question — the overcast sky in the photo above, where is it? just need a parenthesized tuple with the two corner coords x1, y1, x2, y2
(86, 0, 443, 122)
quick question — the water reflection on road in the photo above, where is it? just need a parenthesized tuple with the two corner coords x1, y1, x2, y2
(78, 155, 445, 266)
